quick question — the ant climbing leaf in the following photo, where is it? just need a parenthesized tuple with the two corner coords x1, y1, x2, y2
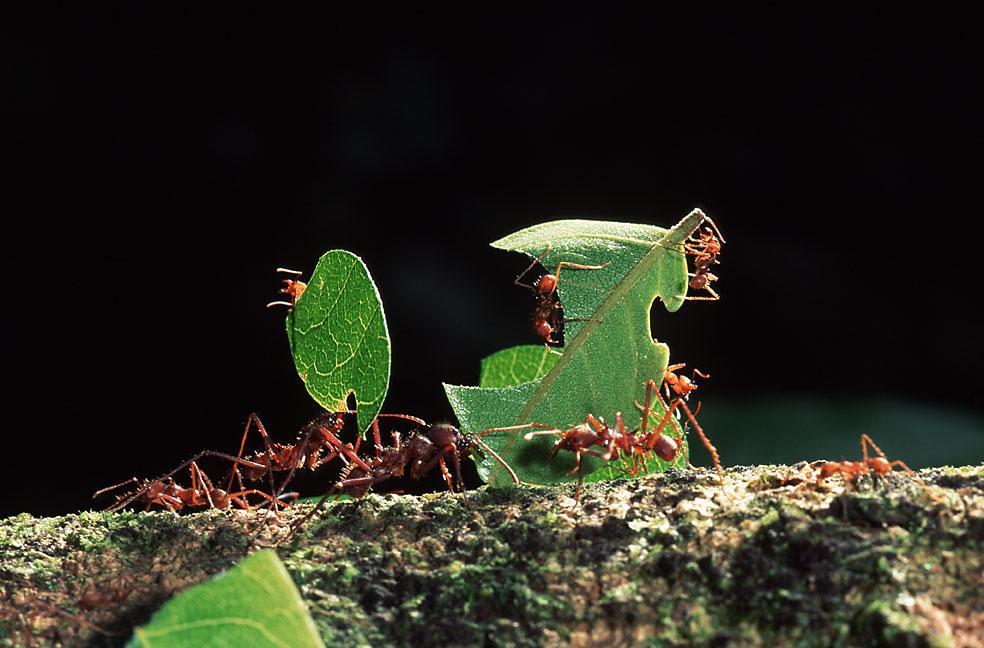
(445, 209, 706, 487)
(127, 550, 323, 647)
(286, 250, 390, 436)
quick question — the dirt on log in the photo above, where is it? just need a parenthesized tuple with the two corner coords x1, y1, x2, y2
(1, 464, 982, 647)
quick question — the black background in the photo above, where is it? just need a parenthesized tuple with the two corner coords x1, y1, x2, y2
(4, 7, 982, 516)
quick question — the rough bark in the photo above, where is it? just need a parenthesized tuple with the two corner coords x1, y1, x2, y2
(1, 464, 982, 647)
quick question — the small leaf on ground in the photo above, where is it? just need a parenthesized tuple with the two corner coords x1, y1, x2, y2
(127, 550, 323, 648)
(287, 250, 390, 435)
(446, 210, 706, 486)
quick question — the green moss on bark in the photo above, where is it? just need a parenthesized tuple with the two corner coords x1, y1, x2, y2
(2, 464, 982, 647)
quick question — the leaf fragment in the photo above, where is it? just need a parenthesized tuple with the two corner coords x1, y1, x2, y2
(287, 250, 390, 435)
(127, 550, 323, 648)
(445, 209, 706, 486)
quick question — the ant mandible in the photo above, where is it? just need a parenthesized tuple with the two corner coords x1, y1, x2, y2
(266, 267, 307, 308)
(817, 434, 940, 501)
(514, 243, 611, 345)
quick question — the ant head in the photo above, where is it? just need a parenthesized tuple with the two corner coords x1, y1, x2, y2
(536, 274, 558, 295)
(428, 422, 462, 448)
(535, 319, 554, 339)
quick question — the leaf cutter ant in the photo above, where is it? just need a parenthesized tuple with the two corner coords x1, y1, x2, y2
(283, 416, 538, 540)
(816, 434, 941, 501)
(266, 267, 307, 308)
(94, 456, 296, 513)
(524, 368, 724, 505)
(223, 411, 368, 504)
(683, 217, 725, 301)
(513, 243, 611, 345)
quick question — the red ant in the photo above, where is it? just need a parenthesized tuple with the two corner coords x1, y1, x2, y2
(223, 411, 370, 504)
(661, 362, 710, 401)
(817, 434, 940, 501)
(283, 415, 539, 539)
(95, 458, 294, 513)
(266, 267, 307, 308)
(525, 367, 724, 505)
(514, 243, 611, 345)
(524, 412, 640, 504)
(684, 217, 725, 301)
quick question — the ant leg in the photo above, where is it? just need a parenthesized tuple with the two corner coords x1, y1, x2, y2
(640, 379, 659, 435)
(439, 456, 455, 493)
(190, 462, 217, 509)
(449, 448, 465, 491)
(686, 285, 720, 301)
(552, 259, 612, 293)
(700, 215, 726, 244)
(585, 414, 606, 434)
(860, 433, 886, 463)
(469, 434, 522, 486)
(225, 414, 278, 508)
(321, 431, 372, 472)
(229, 490, 288, 510)
(283, 485, 341, 543)
(886, 460, 941, 502)
(514, 244, 553, 290)
(860, 435, 939, 501)
(677, 400, 723, 484)
(372, 418, 384, 455)
(275, 424, 325, 500)
(283, 471, 387, 543)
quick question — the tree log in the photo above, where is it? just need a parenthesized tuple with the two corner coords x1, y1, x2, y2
(1, 464, 981, 647)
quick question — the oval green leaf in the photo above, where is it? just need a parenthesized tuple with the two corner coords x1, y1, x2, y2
(287, 250, 390, 435)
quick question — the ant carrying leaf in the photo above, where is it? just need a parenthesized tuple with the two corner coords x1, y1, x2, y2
(446, 209, 723, 488)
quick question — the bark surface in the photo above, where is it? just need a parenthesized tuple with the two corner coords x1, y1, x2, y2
(1, 464, 982, 647)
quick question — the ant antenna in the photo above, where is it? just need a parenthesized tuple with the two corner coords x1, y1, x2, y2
(470, 435, 521, 486)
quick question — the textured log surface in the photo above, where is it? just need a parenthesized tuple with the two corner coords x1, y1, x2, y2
(1, 464, 982, 647)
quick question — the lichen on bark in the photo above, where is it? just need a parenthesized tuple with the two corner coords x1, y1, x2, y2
(1, 464, 982, 647)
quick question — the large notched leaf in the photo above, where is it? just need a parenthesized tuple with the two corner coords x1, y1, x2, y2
(445, 209, 706, 487)
(288, 250, 390, 436)
(479, 344, 560, 388)
(127, 550, 323, 648)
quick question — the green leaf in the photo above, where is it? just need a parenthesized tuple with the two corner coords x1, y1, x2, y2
(445, 210, 706, 487)
(127, 550, 323, 648)
(288, 250, 390, 435)
(479, 345, 560, 388)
